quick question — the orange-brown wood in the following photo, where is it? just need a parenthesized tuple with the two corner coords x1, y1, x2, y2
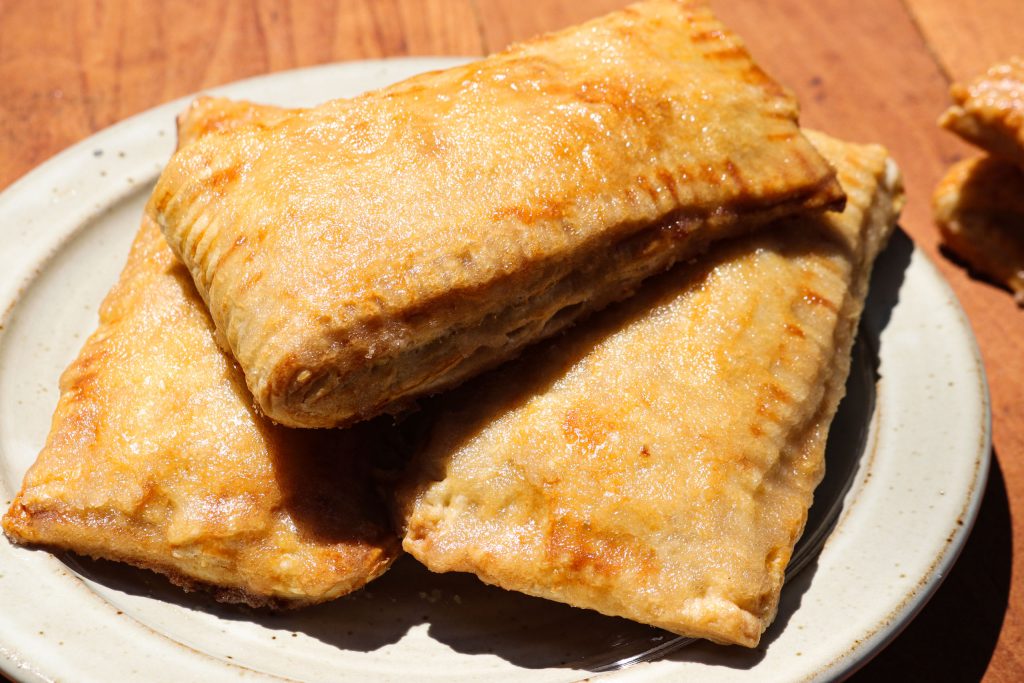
(905, 0, 1024, 83)
(0, 0, 1021, 680)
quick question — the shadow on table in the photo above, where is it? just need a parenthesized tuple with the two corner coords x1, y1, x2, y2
(849, 449, 1012, 681)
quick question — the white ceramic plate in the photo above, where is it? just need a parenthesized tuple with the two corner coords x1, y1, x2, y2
(0, 59, 990, 682)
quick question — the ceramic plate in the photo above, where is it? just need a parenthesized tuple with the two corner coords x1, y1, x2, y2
(0, 59, 990, 682)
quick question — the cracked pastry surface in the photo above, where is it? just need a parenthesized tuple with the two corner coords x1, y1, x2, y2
(394, 131, 903, 647)
(148, 0, 845, 428)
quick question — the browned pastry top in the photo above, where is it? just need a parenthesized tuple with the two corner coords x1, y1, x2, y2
(149, 0, 844, 428)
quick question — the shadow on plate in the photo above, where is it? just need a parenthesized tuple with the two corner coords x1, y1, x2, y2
(861, 227, 913, 337)
(848, 450, 1012, 681)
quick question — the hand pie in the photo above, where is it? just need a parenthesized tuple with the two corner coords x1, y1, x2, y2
(933, 155, 1024, 304)
(940, 57, 1024, 167)
(2, 100, 400, 607)
(148, 0, 845, 428)
(395, 131, 902, 647)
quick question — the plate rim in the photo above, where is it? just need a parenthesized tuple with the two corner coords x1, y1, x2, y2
(814, 236, 992, 681)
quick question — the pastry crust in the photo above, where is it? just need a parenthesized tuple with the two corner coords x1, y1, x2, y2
(940, 57, 1024, 166)
(395, 131, 902, 647)
(174, 96, 291, 145)
(933, 155, 1024, 304)
(2, 100, 400, 607)
(149, 0, 845, 428)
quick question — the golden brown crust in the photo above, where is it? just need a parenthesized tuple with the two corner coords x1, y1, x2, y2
(1, 218, 401, 605)
(174, 97, 294, 151)
(395, 131, 902, 647)
(149, 0, 844, 428)
(940, 57, 1024, 166)
(933, 155, 1024, 303)
(2, 98, 401, 606)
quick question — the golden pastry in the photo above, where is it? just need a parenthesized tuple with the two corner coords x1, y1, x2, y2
(395, 131, 902, 647)
(2, 100, 400, 607)
(933, 155, 1024, 304)
(940, 57, 1024, 166)
(148, 0, 845, 428)
(174, 96, 290, 144)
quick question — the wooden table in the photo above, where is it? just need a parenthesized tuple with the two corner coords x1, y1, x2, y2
(0, 1, 1019, 680)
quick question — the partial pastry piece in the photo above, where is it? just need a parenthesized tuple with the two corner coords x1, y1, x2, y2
(175, 96, 291, 143)
(395, 131, 903, 647)
(934, 156, 1024, 304)
(2, 100, 400, 607)
(940, 57, 1024, 167)
(148, 0, 845, 428)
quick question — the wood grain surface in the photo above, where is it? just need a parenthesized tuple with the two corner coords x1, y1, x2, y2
(0, 0, 1021, 680)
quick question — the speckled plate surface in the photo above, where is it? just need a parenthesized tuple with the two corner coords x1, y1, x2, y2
(0, 59, 990, 683)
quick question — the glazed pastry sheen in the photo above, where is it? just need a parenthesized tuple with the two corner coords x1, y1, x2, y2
(149, 0, 844, 428)
(395, 132, 902, 647)
(940, 57, 1024, 167)
(2, 100, 400, 607)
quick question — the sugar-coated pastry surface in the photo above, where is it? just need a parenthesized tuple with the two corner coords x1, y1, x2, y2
(2, 98, 400, 606)
(2, 216, 400, 605)
(2, 217, 400, 606)
(395, 132, 902, 647)
(940, 57, 1024, 167)
(149, 0, 844, 428)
